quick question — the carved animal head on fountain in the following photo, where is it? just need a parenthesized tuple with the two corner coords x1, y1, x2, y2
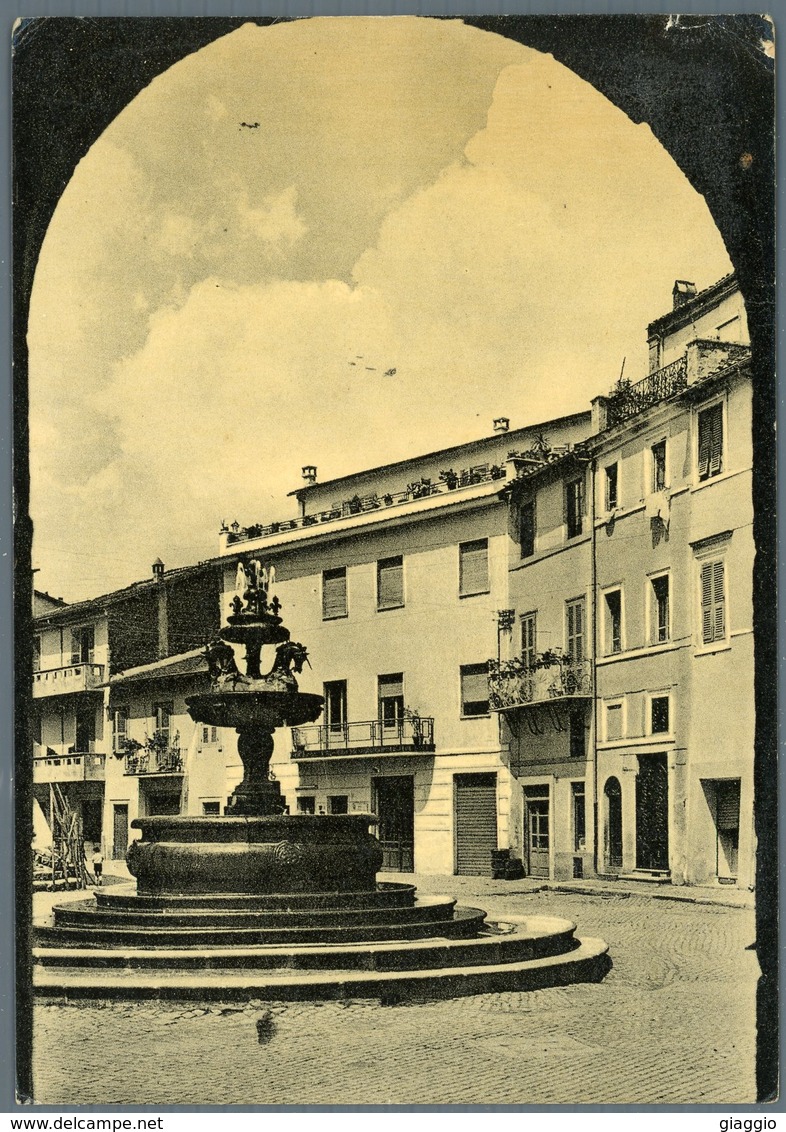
(261, 640, 311, 692)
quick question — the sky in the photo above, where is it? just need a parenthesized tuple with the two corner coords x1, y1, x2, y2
(28, 18, 734, 602)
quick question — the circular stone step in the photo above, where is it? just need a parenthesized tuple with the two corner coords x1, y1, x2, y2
(52, 894, 457, 932)
(33, 916, 580, 973)
(35, 905, 487, 950)
(93, 882, 417, 913)
(33, 934, 611, 1002)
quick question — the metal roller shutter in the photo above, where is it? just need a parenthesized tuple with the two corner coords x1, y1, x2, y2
(455, 773, 498, 876)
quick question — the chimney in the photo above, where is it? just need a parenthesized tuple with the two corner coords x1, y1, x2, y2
(493, 417, 510, 434)
(151, 560, 168, 658)
(672, 280, 697, 310)
(301, 465, 318, 484)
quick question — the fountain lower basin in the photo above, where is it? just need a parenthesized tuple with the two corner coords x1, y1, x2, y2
(126, 813, 384, 896)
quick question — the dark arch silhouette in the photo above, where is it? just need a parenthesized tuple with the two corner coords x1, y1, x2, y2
(13, 16, 775, 1101)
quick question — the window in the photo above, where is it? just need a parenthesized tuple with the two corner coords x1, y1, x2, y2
(519, 500, 536, 558)
(700, 559, 726, 645)
(70, 625, 95, 665)
(604, 463, 619, 511)
(460, 664, 490, 717)
(520, 612, 537, 670)
(297, 796, 316, 815)
(202, 801, 221, 816)
(651, 696, 670, 734)
(651, 574, 670, 644)
(378, 673, 404, 731)
(322, 567, 347, 620)
(328, 795, 349, 815)
(323, 680, 347, 733)
(651, 440, 667, 492)
(698, 402, 724, 481)
(153, 701, 173, 743)
(112, 706, 129, 753)
(572, 782, 586, 851)
(201, 725, 219, 744)
(459, 539, 489, 596)
(569, 709, 586, 760)
(566, 598, 586, 662)
(565, 477, 584, 538)
(604, 590, 622, 655)
(377, 556, 404, 610)
(605, 702, 623, 741)
(33, 636, 41, 673)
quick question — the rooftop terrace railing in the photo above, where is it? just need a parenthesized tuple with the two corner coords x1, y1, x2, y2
(605, 357, 688, 427)
(223, 463, 508, 546)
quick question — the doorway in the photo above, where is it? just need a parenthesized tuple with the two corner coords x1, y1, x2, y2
(455, 773, 498, 876)
(604, 776, 623, 871)
(112, 804, 128, 859)
(714, 779, 741, 882)
(524, 785, 550, 878)
(635, 753, 669, 871)
(373, 775, 414, 872)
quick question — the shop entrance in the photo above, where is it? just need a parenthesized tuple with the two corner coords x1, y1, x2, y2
(635, 753, 669, 871)
(455, 773, 498, 876)
(372, 775, 414, 872)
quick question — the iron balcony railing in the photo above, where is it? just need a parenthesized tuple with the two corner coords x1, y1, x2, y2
(291, 717, 435, 758)
(488, 656, 592, 711)
(224, 463, 507, 546)
(124, 747, 184, 775)
(606, 357, 688, 427)
(32, 662, 105, 698)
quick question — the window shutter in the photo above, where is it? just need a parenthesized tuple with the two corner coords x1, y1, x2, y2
(460, 540, 489, 595)
(461, 664, 489, 715)
(709, 405, 724, 475)
(521, 614, 536, 668)
(713, 560, 725, 640)
(70, 631, 81, 666)
(378, 557, 404, 608)
(567, 600, 585, 661)
(322, 568, 347, 619)
(701, 562, 713, 643)
(520, 502, 535, 557)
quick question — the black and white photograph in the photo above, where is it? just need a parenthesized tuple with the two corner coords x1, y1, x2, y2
(13, 13, 776, 1108)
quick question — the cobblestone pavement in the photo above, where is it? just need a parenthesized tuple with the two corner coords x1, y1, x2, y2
(33, 881, 758, 1107)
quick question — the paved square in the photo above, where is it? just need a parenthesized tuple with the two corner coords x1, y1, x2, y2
(33, 880, 758, 1106)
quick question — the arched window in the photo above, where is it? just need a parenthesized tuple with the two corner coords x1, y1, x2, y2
(604, 776, 623, 871)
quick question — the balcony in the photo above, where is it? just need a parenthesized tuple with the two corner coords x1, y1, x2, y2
(124, 747, 184, 776)
(33, 663, 105, 698)
(33, 746, 106, 784)
(222, 462, 508, 547)
(291, 717, 435, 759)
(605, 357, 688, 427)
(488, 655, 592, 712)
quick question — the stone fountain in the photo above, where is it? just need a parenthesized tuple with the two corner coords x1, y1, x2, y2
(34, 560, 609, 1000)
(126, 560, 383, 899)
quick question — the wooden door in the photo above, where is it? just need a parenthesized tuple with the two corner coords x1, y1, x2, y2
(373, 776, 414, 872)
(526, 798, 550, 878)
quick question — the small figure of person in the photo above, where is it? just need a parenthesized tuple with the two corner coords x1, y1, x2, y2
(92, 848, 103, 887)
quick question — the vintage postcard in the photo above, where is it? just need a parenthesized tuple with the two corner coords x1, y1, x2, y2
(13, 14, 776, 1108)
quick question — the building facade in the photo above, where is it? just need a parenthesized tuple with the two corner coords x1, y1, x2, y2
(31, 275, 755, 891)
(217, 413, 591, 876)
(32, 561, 223, 858)
(493, 274, 754, 888)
